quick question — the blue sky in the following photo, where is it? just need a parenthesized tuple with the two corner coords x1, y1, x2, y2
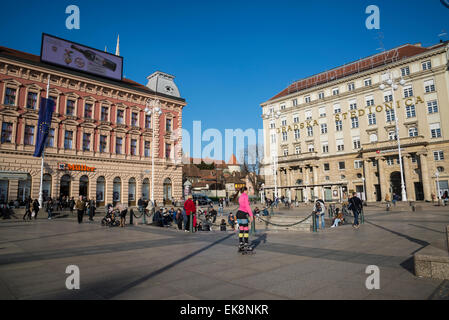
(1, 0, 448, 161)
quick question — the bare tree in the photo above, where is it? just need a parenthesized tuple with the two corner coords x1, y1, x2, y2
(239, 144, 264, 196)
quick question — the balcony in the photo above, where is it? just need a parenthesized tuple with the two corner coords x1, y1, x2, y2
(278, 152, 319, 163)
(362, 135, 427, 154)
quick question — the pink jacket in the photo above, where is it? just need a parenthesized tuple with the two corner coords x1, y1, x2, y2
(238, 193, 253, 217)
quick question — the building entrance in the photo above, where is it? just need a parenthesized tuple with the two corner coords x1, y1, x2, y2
(390, 172, 402, 199)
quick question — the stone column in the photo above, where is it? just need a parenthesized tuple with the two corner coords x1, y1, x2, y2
(89, 176, 96, 202)
(377, 157, 388, 201)
(71, 175, 80, 199)
(419, 153, 432, 201)
(312, 165, 319, 200)
(364, 159, 375, 202)
(52, 174, 59, 200)
(402, 155, 415, 201)
(106, 177, 114, 205)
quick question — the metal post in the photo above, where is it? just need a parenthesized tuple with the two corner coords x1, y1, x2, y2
(130, 209, 134, 225)
(251, 217, 256, 236)
(189, 213, 193, 233)
(312, 212, 317, 232)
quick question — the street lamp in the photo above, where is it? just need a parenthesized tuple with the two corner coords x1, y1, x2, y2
(145, 99, 163, 206)
(263, 108, 281, 201)
(435, 170, 441, 205)
(379, 71, 408, 202)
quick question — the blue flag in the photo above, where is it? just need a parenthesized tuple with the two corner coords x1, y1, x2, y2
(33, 97, 55, 157)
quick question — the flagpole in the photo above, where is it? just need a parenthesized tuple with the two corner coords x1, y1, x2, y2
(38, 76, 50, 209)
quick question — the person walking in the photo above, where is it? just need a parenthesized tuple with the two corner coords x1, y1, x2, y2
(75, 196, 86, 224)
(23, 197, 32, 220)
(183, 195, 196, 232)
(218, 199, 224, 216)
(348, 192, 363, 229)
(32, 199, 40, 220)
(236, 187, 254, 252)
(69, 197, 75, 216)
(313, 200, 325, 230)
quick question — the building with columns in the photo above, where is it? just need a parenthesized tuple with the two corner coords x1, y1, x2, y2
(261, 41, 449, 203)
(0, 43, 186, 206)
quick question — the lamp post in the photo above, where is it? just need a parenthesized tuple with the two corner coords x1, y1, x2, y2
(263, 109, 281, 201)
(435, 171, 441, 206)
(145, 99, 163, 209)
(379, 71, 407, 202)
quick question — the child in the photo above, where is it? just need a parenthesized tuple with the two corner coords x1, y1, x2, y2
(228, 212, 236, 231)
(220, 219, 227, 231)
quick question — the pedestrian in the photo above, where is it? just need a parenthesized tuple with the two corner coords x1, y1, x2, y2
(46, 197, 54, 220)
(218, 199, 224, 216)
(69, 197, 75, 216)
(184, 195, 196, 232)
(392, 193, 398, 206)
(236, 187, 254, 252)
(23, 197, 32, 220)
(348, 192, 363, 229)
(176, 209, 183, 230)
(32, 199, 40, 220)
(88, 198, 96, 221)
(75, 196, 86, 224)
(443, 191, 449, 206)
(228, 212, 236, 231)
(115, 202, 127, 227)
(313, 200, 325, 230)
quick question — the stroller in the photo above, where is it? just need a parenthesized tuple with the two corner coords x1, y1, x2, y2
(101, 204, 120, 227)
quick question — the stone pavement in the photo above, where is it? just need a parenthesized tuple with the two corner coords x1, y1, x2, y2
(0, 205, 448, 300)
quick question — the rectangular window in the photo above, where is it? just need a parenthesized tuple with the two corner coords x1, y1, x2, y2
(434, 151, 444, 161)
(305, 96, 311, 103)
(165, 143, 171, 159)
(422, 60, 432, 70)
(364, 79, 372, 87)
(282, 132, 288, 141)
(354, 160, 363, 169)
(101, 106, 109, 121)
(64, 131, 73, 149)
(1, 122, 13, 143)
(318, 92, 325, 99)
(83, 133, 91, 151)
(404, 86, 413, 98)
(292, 99, 298, 107)
(321, 123, 328, 134)
(388, 131, 396, 141)
(406, 105, 416, 118)
(335, 120, 343, 131)
(401, 66, 410, 77)
(348, 83, 355, 91)
(116, 137, 123, 154)
(131, 139, 137, 156)
(307, 126, 313, 137)
(322, 143, 329, 154)
(295, 146, 301, 155)
(27, 92, 38, 109)
(144, 141, 151, 157)
(305, 110, 312, 120)
(270, 122, 276, 129)
(66, 100, 75, 116)
(351, 117, 359, 129)
(293, 115, 299, 123)
(4, 87, 17, 105)
(384, 92, 393, 102)
(99, 135, 107, 153)
(332, 88, 339, 96)
(308, 144, 314, 153)
(283, 149, 289, 156)
(336, 139, 344, 152)
(339, 161, 345, 170)
(424, 80, 435, 93)
(294, 129, 300, 140)
(145, 115, 151, 129)
(409, 127, 418, 137)
(117, 109, 124, 124)
(430, 123, 442, 138)
(280, 105, 286, 110)
(349, 102, 357, 110)
(45, 128, 55, 147)
(324, 163, 330, 171)
(386, 109, 396, 122)
(131, 112, 138, 127)
(281, 119, 287, 126)
(427, 100, 438, 114)
(368, 113, 376, 125)
(84, 103, 93, 119)
(319, 107, 326, 117)
(366, 97, 375, 106)
(24, 125, 34, 145)
(353, 137, 361, 149)
(333, 105, 341, 114)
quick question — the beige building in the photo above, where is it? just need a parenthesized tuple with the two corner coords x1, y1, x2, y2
(0, 44, 186, 206)
(261, 41, 449, 203)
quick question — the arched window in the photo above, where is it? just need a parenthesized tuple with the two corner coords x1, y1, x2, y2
(142, 178, 150, 200)
(43, 174, 52, 200)
(60, 174, 71, 198)
(18, 173, 32, 202)
(96, 177, 105, 204)
(128, 178, 136, 205)
(79, 175, 89, 198)
(113, 177, 121, 203)
(163, 178, 172, 203)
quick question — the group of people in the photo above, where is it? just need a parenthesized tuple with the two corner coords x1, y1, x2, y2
(312, 192, 363, 230)
(73, 196, 97, 224)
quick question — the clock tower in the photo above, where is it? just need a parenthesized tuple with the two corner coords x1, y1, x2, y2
(146, 71, 181, 98)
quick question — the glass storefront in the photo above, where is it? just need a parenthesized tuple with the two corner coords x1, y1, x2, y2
(96, 177, 105, 205)
(128, 178, 136, 206)
(142, 178, 149, 200)
(18, 174, 31, 202)
(0, 180, 8, 203)
(113, 177, 121, 204)
(43, 174, 52, 200)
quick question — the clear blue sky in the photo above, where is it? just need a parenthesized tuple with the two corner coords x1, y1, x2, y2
(1, 0, 448, 161)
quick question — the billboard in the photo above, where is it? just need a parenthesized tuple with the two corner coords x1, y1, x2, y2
(41, 34, 123, 81)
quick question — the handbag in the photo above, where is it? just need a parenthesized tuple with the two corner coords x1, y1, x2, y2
(31, 211, 35, 217)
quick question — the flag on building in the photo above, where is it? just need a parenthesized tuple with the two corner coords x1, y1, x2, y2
(33, 97, 55, 157)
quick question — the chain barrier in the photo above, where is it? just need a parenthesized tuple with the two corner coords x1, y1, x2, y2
(255, 213, 313, 227)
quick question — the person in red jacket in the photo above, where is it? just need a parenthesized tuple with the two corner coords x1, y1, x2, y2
(183, 195, 196, 232)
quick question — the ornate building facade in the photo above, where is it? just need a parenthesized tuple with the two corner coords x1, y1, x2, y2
(0, 45, 186, 206)
(261, 41, 449, 203)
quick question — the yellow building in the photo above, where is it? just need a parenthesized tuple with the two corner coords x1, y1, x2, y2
(261, 41, 449, 203)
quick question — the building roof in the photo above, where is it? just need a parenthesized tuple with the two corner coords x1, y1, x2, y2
(228, 154, 239, 165)
(267, 41, 447, 102)
(0, 46, 186, 103)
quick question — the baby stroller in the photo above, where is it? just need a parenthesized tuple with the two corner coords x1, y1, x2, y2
(101, 204, 120, 227)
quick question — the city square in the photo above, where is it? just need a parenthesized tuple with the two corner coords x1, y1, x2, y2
(0, 203, 448, 300)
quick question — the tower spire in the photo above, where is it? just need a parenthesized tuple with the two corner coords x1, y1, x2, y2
(115, 34, 120, 56)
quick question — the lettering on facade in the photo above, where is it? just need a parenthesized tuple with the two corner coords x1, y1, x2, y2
(58, 163, 96, 172)
(276, 96, 424, 134)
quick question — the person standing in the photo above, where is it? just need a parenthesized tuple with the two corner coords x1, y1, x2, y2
(348, 192, 363, 229)
(88, 198, 96, 221)
(69, 197, 75, 216)
(218, 199, 224, 216)
(32, 199, 40, 220)
(75, 196, 86, 224)
(236, 187, 254, 252)
(183, 195, 196, 232)
(313, 200, 325, 230)
(46, 197, 54, 220)
(115, 202, 127, 228)
(176, 209, 183, 230)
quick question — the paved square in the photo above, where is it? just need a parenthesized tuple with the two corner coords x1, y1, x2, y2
(0, 205, 448, 300)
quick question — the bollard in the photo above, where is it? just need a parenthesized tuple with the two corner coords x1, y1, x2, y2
(130, 209, 134, 225)
(142, 209, 146, 225)
(360, 209, 364, 224)
(251, 218, 256, 236)
(312, 212, 317, 233)
(189, 213, 193, 233)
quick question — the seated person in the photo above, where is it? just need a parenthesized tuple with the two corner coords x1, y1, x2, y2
(228, 212, 236, 231)
(197, 221, 203, 231)
(220, 219, 227, 231)
(262, 208, 269, 216)
(209, 208, 218, 223)
(254, 207, 260, 217)
(331, 208, 344, 228)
